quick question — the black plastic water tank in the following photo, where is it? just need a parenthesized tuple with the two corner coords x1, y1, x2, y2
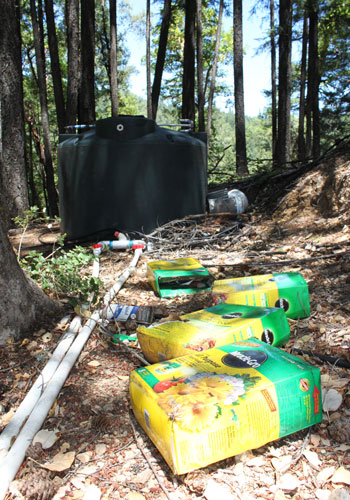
(58, 116, 207, 241)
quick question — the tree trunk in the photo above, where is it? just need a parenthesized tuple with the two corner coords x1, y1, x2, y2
(298, 9, 308, 161)
(0, 0, 29, 228)
(270, 0, 277, 167)
(276, 0, 292, 167)
(206, 0, 224, 139)
(45, 0, 66, 133)
(66, 0, 80, 126)
(233, 0, 248, 176)
(146, 0, 152, 119)
(196, 0, 205, 132)
(182, 0, 196, 123)
(79, 0, 95, 125)
(109, 0, 118, 116)
(29, 0, 59, 217)
(307, 0, 320, 158)
(151, 0, 171, 120)
(0, 213, 62, 343)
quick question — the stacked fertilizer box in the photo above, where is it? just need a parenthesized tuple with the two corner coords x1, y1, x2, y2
(129, 339, 322, 475)
(212, 272, 310, 319)
(137, 303, 290, 363)
(147, 258, 214, 298)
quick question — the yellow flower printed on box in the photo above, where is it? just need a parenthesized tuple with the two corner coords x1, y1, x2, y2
(155, 372, 257, 433)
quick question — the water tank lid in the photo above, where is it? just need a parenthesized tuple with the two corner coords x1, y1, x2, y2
(95, 115, 156, 141)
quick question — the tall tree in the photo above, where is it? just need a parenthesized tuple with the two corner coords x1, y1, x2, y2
(0, 0, 29, 228)
(151, 0, 172, 120)
(0, 0, 62, 342)
(146, 0, 152, 118)
(66, 0, 80, 126)
(206, 0, 224, 139)
(276, 0, 293, 167)
(182, 0, 196, 123)
(79, 0, 95, 124)
(233, 0, 248, 176)
(45, 0, 66, 133)
(196, 0, 205, 132)
(297, 7, 308, 161)
(109, 0, 118, 116)
(306, 0, 320, 158)
(270, 0, 277, 166)
(30, 0, 59, 217)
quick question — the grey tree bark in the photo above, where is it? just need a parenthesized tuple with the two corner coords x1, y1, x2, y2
(66, 0, 80, 126)
(276, 0, 292, 167)
(79, 0, 95, 125)
(182, 0, 196, 123)
(0, 0, 29, 228)
(109, 0, 119, 117)
(233, 0, 248, 176)
(30, 0, 59, 217)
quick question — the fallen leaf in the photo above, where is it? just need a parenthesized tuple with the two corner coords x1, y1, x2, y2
(303, 449, 321, 468)
(126, 492, 147, 500)
(323, 389, 343, 411)
(95, 444, 106, 456)
(33, 429, 60, 449)
(0, 409, 15, 427)
(41, 332, 52, 343)
(277, 473, 300, 492)
(87, 360, 101, 367)
(76, 451, 92, 463)
(316, 489, 331, 500)
(42, 451, 75, 472)
(204, 479, 235, 500)
(271, 455, 293, 472)
(82, 484, 101, 500)
(317, 467, 336, 483)
(331, 467, 350, 485)
(310, 433, 321, 447)
(246, 456, 266, 467)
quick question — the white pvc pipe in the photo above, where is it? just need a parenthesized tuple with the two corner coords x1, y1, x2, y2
(103, 247, 143, 305)
(0, 316, 81, 453)
(0, 313, 99, 500)
(0, 246, 144, 499)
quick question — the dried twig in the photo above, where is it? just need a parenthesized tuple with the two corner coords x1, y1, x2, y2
(129, 411, 173, 500)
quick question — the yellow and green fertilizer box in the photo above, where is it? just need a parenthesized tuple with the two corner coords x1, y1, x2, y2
(129, 339, 322, 475)
(212, 272, 310, 319)
(137, 303, 290, 363)
(147, 257, 214, 298)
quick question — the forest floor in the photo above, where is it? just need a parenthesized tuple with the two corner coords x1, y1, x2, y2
(1, 142, 350, 500)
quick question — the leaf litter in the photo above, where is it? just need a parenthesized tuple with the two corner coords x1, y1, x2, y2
(2, 148, 350, 499)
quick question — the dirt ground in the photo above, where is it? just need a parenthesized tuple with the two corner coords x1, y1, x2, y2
(1, 146, 350, 500)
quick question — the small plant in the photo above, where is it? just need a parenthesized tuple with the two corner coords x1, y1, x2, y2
(21, 246, 104, 307)
(13, 206, 52, 260)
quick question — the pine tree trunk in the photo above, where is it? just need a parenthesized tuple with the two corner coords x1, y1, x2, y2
(0, 0, 29, 228)
(308, 0, 320, 158)
(66, 0, 79, 126)
(0, 213, 62, 343)
(109, 0, 118, 117)
(45, 0, 66, 133)
(206, 0, 224, 139)
(182, 0, 196, 123)
(29, 0, 58, 217)
(270, 0, 277, 166)
(276, 0, 292, 167)
(298, 10, 308, 161)
(233, 0, 248, 176)
(151, 0, 171, 120)
(146, 0, 152, 119)
(196, 0, 205, 132)
(79, 0, 95, 125)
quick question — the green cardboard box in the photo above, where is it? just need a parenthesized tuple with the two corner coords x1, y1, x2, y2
(147, 257, 214, 298)
(138, 303, 290, 363)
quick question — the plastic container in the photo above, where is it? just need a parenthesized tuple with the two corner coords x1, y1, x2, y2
(58, 115, 207, 241)
(208, 188, 248, 214)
